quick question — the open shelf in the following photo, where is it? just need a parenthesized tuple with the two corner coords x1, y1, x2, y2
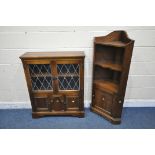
(95, 61, 123, 72)
(95, 44, 124, 65)
(93, 60, 121, 94)
(93, 80, 119, 94)
(94, 30, 133, 48)
(95, 41, 127, 47)
(94, 65, 121, 81)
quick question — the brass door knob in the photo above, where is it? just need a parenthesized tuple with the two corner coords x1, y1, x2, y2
(72, 100, 75, 103)
(118, 100, 122, 104)
(102, 97, 105, 101)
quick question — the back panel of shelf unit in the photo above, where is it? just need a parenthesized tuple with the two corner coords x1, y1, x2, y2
(95, 44, 124, 65)
(94, 65, 121, 84)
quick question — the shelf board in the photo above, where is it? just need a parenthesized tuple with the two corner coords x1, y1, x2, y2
(95, 62, 123, 72)
(95, 41, 127, 47)
(31, 73, 79, 77)
(58, 74, 79, 77)
(93, 80, 119, 94)
(31, 73, 52, 77)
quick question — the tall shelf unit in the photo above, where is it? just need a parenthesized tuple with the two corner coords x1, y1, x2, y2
(91, 31, 134, 124)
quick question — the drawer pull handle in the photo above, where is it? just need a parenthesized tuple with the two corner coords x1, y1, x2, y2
(119, 100, 122, 104)
(102, 97, 105, 101)
(56, 100, 59, 103)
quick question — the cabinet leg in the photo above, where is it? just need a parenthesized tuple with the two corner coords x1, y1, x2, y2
(32, 113, 42, 119)
(110, 119, 121, 125)
(78, 113, 85, 118)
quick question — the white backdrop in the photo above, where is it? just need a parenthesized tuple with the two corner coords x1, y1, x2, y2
(0, 26, 155, 107)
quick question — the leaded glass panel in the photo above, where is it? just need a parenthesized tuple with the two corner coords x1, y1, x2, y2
(57, 64, 80, 90)
(29, 64, 53, 90)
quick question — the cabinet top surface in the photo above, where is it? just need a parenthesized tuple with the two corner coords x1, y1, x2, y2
(20, 51, 85, 59)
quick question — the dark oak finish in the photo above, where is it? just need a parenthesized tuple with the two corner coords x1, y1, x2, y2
(91, 31, 134, 124)
(20, 51, 85, 118)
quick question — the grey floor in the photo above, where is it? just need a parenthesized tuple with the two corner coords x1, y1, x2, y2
(0, 108, 155, 129)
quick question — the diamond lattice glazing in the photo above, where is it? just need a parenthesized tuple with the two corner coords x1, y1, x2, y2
(57, 64, 80, 90)
(29, 64, 53, 90)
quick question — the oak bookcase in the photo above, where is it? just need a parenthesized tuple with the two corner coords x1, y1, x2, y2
(20, 52, 85, 118)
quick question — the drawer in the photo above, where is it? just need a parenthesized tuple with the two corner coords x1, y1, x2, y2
(93, 88, 113, 114)
(66, 96, 79, 110)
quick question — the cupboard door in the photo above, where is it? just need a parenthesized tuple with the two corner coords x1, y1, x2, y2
(111, 96, 123, 118)
(34, 97, 49, 111)
(66, 96, 79, 110)
(49, 94, 66, 111)
(93, 88, 113, 114)
(55, 60, 81, 91)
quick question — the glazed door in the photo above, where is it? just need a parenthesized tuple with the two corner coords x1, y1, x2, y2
(26, 60, 54, 91)
(55, 60, 81, 91)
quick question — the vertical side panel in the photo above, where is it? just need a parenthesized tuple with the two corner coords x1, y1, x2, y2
(79, 58, 85, 111)
(21, 60, 35, 111)
(119, 41, 134, 99)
